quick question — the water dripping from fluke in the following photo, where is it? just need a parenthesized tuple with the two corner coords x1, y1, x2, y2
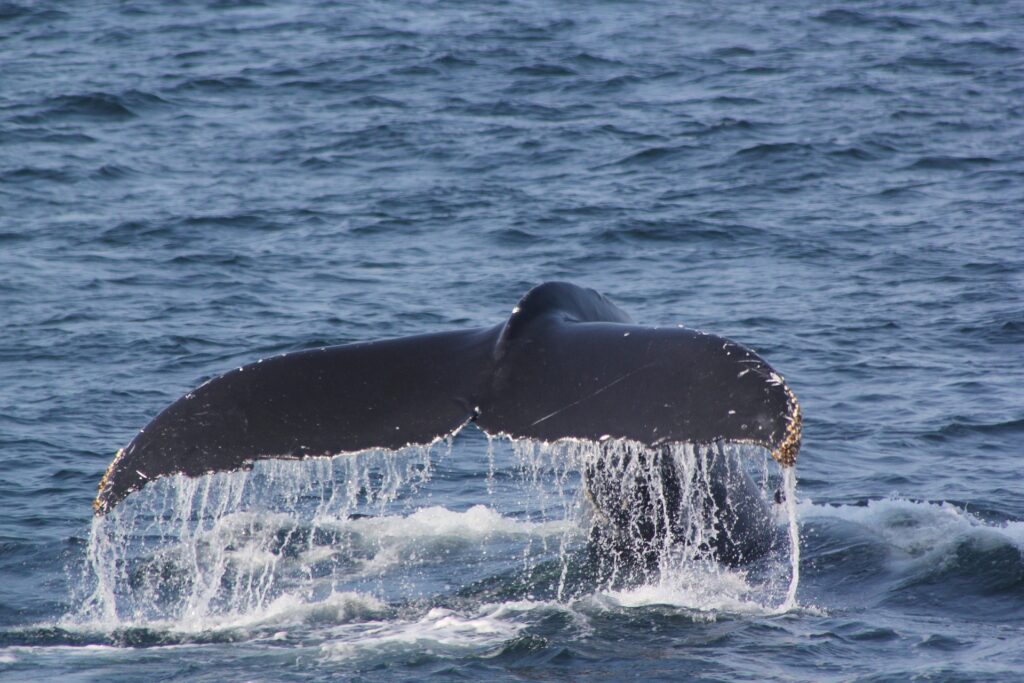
(68, 435, 800, 634)
(519, 437, 802, 614)
(780, 466, 802, 613)
(70, 445, 439, 630)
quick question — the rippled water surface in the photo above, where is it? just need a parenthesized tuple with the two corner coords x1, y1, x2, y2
(2, 1, 1023, 680)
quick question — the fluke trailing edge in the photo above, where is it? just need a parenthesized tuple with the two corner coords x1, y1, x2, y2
(94, 282, 801, 515)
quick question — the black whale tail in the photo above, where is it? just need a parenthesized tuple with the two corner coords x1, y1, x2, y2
(94, 282, 801, 515)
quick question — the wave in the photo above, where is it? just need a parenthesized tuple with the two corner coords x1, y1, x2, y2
(593, 219, 766, 247)
(611, 144, 697, 166)
(37, 91, 170, 122)
(733, 142, 810, 160)
(318, 601, 543, 663)
(906, 156, 998, 171)
(169, 76, 256, 93)
(798, 497, 1024, 605)
(812, 9, 919, 31)
(799, 497, 1024, 555)
(0, 167, 75, 184)
(509, 63, 577, 77)
(923, 417, 1024, 441)
(0, 3, 65, 23)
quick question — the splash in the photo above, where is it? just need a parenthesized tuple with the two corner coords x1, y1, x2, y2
(509, 438, 801, 612)
(70, 434, 800, 635)
(71, 445, 437, 629)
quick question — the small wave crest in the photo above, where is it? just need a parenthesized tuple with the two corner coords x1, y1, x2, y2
(37, 90, 170, 122)
(798, 497, 1024, 555)
(319, 602, 540, 663)
(798, 496, 1024, 602)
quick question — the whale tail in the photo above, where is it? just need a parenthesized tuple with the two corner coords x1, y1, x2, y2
(94, 282, 801, 515)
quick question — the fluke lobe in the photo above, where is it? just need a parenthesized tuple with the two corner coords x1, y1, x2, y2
(94, 282, 801, 515)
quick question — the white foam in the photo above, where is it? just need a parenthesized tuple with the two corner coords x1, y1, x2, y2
(320, 603, 527, 661)
(344, 504, 574, 576)
(0, 644, 140, 660)
(60, 589, 389, 638)
(346, 504, 567, 541)
(600, 563, 765, 617)
(205, 591, 388, 632)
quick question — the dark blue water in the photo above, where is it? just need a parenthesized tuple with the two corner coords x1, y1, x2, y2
(3, 0, 1023, 680)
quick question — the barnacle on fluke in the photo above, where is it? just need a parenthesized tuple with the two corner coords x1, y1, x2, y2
(774, 384, 802, 467)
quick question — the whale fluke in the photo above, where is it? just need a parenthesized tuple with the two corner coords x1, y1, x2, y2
(94, 282, 801, 514)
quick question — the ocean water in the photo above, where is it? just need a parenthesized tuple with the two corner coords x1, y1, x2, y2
(2, 0, 1023, 680)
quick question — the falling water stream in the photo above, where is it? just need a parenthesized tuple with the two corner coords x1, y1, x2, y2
(70, 435, 801, 636)
(781, 467, 800, 612)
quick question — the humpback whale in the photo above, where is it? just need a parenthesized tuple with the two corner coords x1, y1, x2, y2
(94, 282, 801, 563)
